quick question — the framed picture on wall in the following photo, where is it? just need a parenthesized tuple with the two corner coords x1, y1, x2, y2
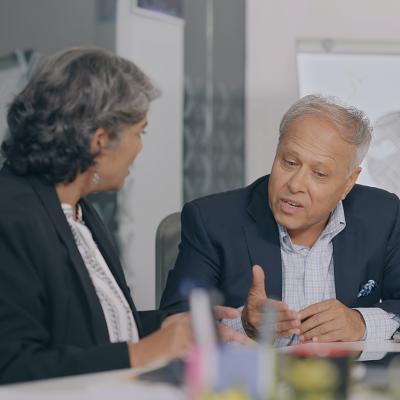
(96, 0, 117, 22)
(132, 0, 183, 21)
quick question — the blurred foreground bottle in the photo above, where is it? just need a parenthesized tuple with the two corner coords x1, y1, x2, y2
(185, 289, 279, 399)
(279, 345, 351, 400)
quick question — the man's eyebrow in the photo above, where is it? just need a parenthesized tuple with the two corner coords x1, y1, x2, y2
(281, 148, 336, 164)
(279, 149, 299, 158)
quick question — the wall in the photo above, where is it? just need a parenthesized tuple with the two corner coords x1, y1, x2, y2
(182, 0, 245, 202)
(0, 0, 183, 309)
(0, 0, 115, 56)
(116, 0, 183, 309)
(0, 0, 120, 252)
(246, 0, 400, 183)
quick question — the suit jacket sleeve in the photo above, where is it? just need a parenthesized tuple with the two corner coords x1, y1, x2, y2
(160, 201, 221, 314)
(0, 210, 130, 384)
(138, 310, 168, 336)
(380, 193, 400, 315)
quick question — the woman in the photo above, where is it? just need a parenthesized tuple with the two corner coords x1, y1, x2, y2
(0, 47, 194, 384)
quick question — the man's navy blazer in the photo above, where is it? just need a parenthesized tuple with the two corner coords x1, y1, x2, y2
(0, 167, 163, 384)
(161, 175, 400, 317)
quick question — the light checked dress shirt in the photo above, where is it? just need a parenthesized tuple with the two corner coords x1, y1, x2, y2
(224, 201, 400, 345)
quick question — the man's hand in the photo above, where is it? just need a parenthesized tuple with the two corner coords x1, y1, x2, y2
(242, 265, 300, 339)
(299, 299, 366, 343)
(213, 305, 256, 345)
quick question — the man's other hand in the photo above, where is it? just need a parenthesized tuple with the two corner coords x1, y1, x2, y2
(299, 299, 366, 342)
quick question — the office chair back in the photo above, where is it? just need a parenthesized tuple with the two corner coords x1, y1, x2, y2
(155, 212, 181, 307)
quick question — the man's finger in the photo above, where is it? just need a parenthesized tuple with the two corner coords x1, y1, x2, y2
(276, 319, 300, 335)
(301, 320, 339, 341)
(299, 299, 334, 321)
(307, 329, 343, 343)
(251, 265, 267, 298)
(300, 310, 335, 334)
(279, 328, 301, 337)
(277, 309, 299, 322)
(265, 298, 289, 312)
(213, 305, 240, 320)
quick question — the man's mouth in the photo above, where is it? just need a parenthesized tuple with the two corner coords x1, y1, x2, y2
(281, 199, 304, 208)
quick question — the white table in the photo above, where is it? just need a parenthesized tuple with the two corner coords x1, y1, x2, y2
(0, 365, 186, 400)
(1, 340, 400, 400)
(281, 339, 400, 353)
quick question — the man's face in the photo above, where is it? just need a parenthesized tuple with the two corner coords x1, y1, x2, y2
(268, 115, 360, 246)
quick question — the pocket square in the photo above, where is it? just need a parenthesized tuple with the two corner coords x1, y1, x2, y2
(357, 280, 377, 298)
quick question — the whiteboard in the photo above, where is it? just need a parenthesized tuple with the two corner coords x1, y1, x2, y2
(297, 50, 400, 191)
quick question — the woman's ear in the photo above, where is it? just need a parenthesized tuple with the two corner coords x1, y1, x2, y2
(90, 128, 108, 153)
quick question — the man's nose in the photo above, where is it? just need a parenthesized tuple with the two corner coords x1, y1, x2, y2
(287, 168, 307, 193)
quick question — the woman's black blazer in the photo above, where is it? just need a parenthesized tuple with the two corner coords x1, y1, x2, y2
(0, 166, 163, 384)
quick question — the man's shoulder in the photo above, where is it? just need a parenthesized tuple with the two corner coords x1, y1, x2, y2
(345, 183, 400, 219)
(180, 176, 269, 237)
(347, 183, 399, 204)
(186, 175, 268, 214)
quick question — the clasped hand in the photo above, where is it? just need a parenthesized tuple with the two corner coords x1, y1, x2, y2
(242, 265, 366, 342)
(298, 299, 366, 342)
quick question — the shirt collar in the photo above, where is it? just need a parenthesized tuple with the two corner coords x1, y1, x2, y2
(278, 200, 346, 249)
(323, 200, 346, 238)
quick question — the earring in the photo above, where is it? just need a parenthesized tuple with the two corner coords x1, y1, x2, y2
(92, 172, 101, 185)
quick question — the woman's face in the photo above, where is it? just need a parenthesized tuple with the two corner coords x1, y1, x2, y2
(94, 116, 148, 191)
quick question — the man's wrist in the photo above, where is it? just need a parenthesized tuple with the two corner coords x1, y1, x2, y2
(353, 309, 367, 340)
(354, 307, 400, 341)
(241, 306, 258, 339)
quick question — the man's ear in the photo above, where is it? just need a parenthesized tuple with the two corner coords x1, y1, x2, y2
(342, 167, 361, 200)
(90, 128, 109, 153)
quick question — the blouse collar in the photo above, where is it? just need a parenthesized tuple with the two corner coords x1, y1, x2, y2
(61, 203, 83, 223)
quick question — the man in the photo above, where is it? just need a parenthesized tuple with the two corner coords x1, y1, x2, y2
(161, 95, 400, 344)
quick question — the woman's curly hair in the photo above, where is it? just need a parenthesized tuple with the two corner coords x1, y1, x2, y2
(2, 47, 159, 184)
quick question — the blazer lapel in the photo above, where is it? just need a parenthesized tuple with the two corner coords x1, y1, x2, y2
(243, 177, 283, 300)
(28, 177, 110, 343)
(332, 214, 364, 307)
(81, 200, 144, 337)
(242, 176, 365, 307)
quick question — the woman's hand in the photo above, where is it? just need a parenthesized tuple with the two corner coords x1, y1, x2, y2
(128, 315, 193, 368)
(163, 308, 255, 346)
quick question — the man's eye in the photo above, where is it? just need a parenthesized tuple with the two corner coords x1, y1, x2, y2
(284, 159, 297, 167)
(314, 171, 327, 178)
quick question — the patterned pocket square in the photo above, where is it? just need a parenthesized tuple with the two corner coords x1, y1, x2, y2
(357, 280, 377, 298)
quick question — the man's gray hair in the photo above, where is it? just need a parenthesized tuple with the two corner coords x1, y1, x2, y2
(279, 95, 372, 168)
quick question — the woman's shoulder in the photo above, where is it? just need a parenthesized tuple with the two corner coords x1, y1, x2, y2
(0, 167, 41, 216)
